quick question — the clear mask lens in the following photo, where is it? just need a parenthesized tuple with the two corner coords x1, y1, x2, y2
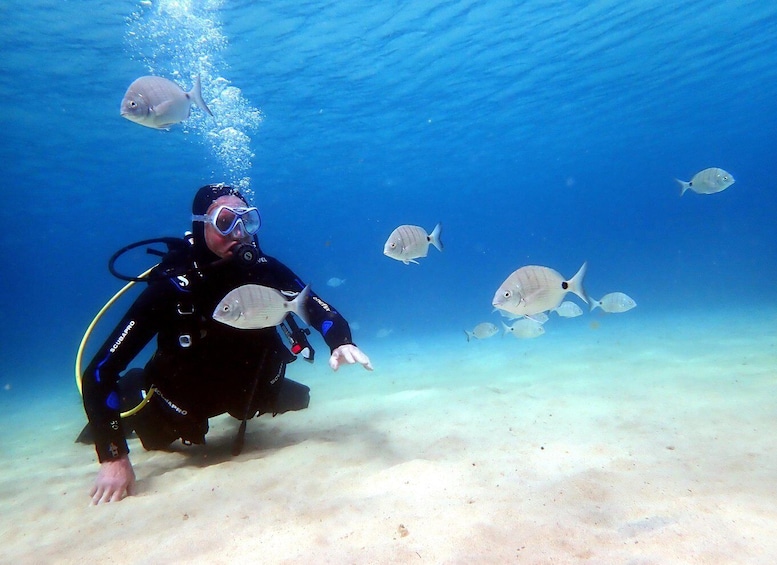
(212, 206, 261, 236)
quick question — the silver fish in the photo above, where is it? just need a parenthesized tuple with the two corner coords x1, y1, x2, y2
(212, 284, 310, 329)
(465, 322, 499, 342)
(492, 262, 588, 317)
(551, 301, 584, 318)
(590, 292, 636, 313)
(676, 168, 735, 196)
(383, 223, 443, 264)
(501, 319, 545, 339)
(120, 75, 213, 130)
(326, 277, 346, 287)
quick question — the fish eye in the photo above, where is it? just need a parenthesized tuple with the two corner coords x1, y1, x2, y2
(129, 101, 137, 108)
(390, 242, 396, 249)
(221, 304, 230, 313)
(503, 290, 511, 298)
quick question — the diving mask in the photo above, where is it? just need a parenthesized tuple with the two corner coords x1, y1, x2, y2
(192, 205, 261, 236)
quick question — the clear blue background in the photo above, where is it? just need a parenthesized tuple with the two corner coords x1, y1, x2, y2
(1, 0, 775, 394)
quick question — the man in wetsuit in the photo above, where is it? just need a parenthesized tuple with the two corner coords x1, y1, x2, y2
(81, 184, 372, 505)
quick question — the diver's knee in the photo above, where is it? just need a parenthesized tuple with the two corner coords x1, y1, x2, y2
(128, 392, 206, 450)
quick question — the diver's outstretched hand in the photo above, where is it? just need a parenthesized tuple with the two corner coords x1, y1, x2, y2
(90, 455, 136, 505)
(329, 344, 373, 372)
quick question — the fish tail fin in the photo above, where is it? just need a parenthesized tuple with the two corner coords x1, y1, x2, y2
(189, 74, 214, 117)
(501, 321, 510, 336)
(464, 330, 471, 342)
(589, 297, 601, 312)
(429, 222, 443, 252)
(291, 284, 311, 326)
(675, 178, 690, 196)
(567, 261, 589, 304)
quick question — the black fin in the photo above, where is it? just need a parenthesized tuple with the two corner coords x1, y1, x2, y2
(75, 422, 93, 444)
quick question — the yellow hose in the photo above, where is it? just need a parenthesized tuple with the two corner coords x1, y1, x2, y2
(75, 267, 157, 418)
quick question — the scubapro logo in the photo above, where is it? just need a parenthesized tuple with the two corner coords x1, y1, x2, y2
(313, 296, 331, 312)
(109, 321, 135, 353)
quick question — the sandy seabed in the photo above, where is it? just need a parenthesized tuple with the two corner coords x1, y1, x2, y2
(1, 309, 776, 564)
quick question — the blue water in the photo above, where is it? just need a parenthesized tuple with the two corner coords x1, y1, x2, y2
(1, 0, 776, 397)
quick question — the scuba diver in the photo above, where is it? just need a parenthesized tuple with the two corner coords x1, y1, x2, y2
(79, 183, 372, 505)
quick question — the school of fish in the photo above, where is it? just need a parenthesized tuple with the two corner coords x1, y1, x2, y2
(116, 75, 725, 345)
(116, 78, 728, 345)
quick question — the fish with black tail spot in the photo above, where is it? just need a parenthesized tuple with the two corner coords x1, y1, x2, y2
(465, 322, 499, 341)
(213, 284, 310, 329)
(590, 292, 636, 313)
(383, 223, 443, 265)
(121, 75, 213, 130)
(493, 263, 589, 317)
(676, 168, 735, 196)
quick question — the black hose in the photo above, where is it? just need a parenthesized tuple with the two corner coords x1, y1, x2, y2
(108, 237, 190, 282)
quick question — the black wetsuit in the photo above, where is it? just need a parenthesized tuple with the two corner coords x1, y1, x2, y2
(82, 244, 352, 463)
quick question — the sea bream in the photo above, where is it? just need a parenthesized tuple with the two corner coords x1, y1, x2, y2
(326, 277, 346, 287)
(464, 322, 499, 342)
(502, 318, 545, 339)
(589, 292, 636, 313)
(551, 300, 584, 318)
(383, 223, 443, 264)
(675, 168, 735, 196)
(212, 284, 310, 330)
(492, 262, 589, 317)
(120, 75, 214, 130)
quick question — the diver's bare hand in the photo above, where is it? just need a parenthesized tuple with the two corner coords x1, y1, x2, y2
(329, 344, 373, 371)
(90, 455, 136, 505)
